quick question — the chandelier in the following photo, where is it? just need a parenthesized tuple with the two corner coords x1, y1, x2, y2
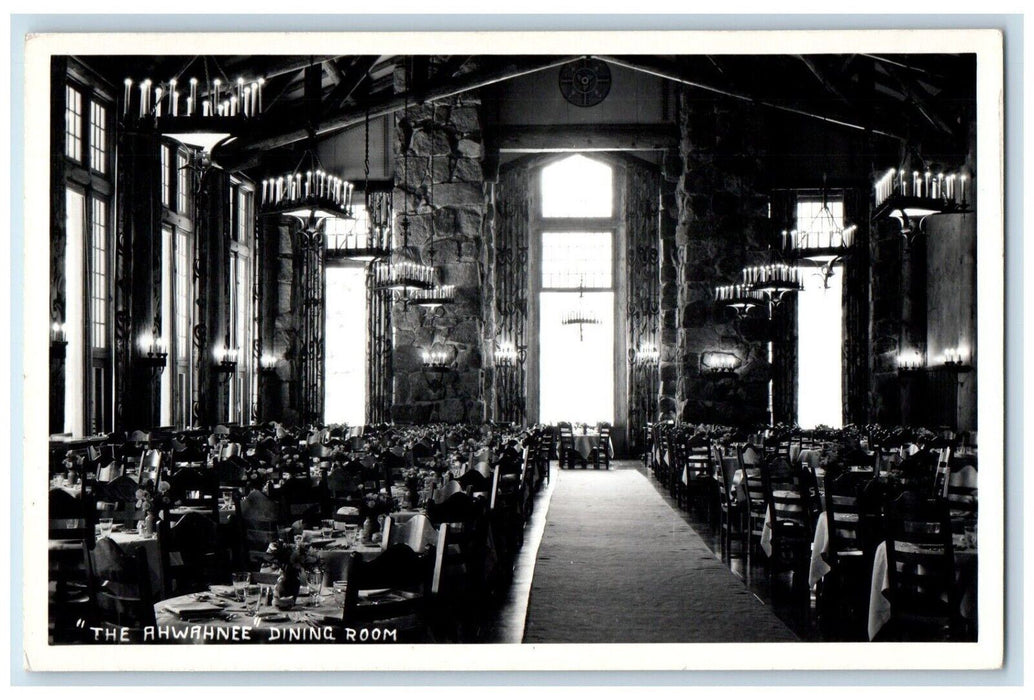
(561, 278, 601, 341)
(714, 284, 767, 317)
(873, 166, 971, 235)
(326, 110, 393, 262)
(742, 263, 802, 305)
(123, 57, 265, 158)
(782, 192, 857, 287)
(259, 143, 356, 232)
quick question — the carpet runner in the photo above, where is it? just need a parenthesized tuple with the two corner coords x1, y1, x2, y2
(523, 466, 798, 643)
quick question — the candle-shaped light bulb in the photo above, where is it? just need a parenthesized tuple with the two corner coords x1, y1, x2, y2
(123, 78, 133, 115)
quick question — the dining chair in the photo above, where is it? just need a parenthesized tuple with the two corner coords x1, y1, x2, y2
(716, 455, 745, 559)
(818, 469, 875, 640)
(238, 489, 280, 570)
(591, 423, 612, 470)
(49, 486, 94, 642)
(165, 465, 221, 522)
(557, 422, 574, 469)
(86, 537, 157, 642)
(94, 474, 146, 529)
(760, 457, 812, 598)
(159, 510, 225, 596)
(883, 492, 960, 641)
(740, 446, 768, 560)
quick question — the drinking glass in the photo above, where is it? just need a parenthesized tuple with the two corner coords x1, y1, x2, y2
(244, 584, 263, 615)
(332, 580, 349, 609)
(343, 524, 360, 548)
(231, 572, 251, 602)
(306, 567, 324, 606)
(98, 518, 114, 539)
(321, 519, 335, 538)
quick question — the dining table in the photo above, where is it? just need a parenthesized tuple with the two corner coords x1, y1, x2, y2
(866, 534, 978, 640)
(570, 432, 614, 462)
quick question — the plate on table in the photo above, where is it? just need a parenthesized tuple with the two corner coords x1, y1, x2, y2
(165, 601, 225, 619)
(306, 538, 337, 548)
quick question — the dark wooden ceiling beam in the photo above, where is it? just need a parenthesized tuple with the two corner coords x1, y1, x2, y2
(320, 56, 379, 120)
(600, 54, 906, 142)
(497, 124, 677, 152)
(219, 54, 583, 168)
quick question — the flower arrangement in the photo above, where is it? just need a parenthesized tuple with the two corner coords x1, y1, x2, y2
(263, 538, 322, 609)
(134, 480, 170, 536)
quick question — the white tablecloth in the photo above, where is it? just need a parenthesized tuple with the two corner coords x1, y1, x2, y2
(867, 539, 978, 640)
(570, 434, 613, 461)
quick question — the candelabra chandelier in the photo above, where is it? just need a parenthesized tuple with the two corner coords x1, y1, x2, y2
(742, 263, 802, 305)
(327, 110, 393, 262)
(409, 99, 456, 308)
(374, 61, 435, 296)
(123, 56, 266, 156)
(782, 191, 857, 286)
(873, 165, 971, 235)
(714, 284, 767, 317)
(561, 278, 601, 341)
(259, 142, 356, 233)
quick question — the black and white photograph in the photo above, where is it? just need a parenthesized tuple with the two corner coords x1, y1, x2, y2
(19, 27, 1005, 672)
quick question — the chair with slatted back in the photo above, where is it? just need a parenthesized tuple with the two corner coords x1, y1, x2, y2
(682, 436, 714, 518)
(716, 455, 746, 559)
(740, 446, 767, 558)
(238, 489, 280, 570)
(338, 544, 436, 641)
(86, 537, 157, 642)
(944, 449, 977, 532)
(590, 423, 612, 470)
(883, 492, 960, 641)
(456, 462, 495, 496)
(818, 470, 875, 640)
(49, 486, 95, 642)
(166, 466, 221, 522)
(160, 510, 224, 596)
(94, 474, 145, 529)
(557, 422, 574, 469)
(760, 457, 812, 597)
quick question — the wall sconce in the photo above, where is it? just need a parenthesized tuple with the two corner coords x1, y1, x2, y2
(136, 332, 169, 370)
(700, 351, 741, 376)
(259, 353, 279, 372)
(496, 343, 519, 367)
(634, 344, 660, 366)
(214, 345, 239, 373)
(421, 348, 450, 372)
(50, 322, 67, 360)
(941, 346, 972, 371)
(896, 349, 925, 372)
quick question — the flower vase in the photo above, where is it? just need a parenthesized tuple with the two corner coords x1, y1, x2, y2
(139, 513, 155, 537)
(362, 516, 377, 544)
(274, 569, 301, 610)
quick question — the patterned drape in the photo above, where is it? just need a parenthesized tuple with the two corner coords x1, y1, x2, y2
(625, 160, 661, 452)
(842, 187, 870, 425)
(366, 264, 393, 425)
(493, 165, 530, 424)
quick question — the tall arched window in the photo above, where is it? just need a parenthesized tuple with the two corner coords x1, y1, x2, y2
(532, 155, 621, 426)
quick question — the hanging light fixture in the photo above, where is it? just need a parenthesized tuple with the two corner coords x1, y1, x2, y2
(873, 165, 971, 235)
(258, 135, 356, 232)
(782, 186, 857, 286)
(561, 277, 601, 341)
(742, 263, 802, 306)
(125, 57, 265, 160)
(408, 99, 456, 308)
(326, 109, 393, 261)
(714, 283, 767, 317)
(374, 58, 434, 294)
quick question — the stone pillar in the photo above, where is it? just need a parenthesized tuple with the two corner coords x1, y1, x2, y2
(658, 158, 679, 421)
(391, 67, 487, 424)
(675, 90, 771, 426)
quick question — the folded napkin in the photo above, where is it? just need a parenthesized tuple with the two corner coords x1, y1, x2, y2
(164, 601, 225, 619)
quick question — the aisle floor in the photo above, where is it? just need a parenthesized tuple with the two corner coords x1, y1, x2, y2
(521, 462, 798, 643)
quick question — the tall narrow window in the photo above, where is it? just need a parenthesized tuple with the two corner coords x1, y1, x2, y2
(89, 197, 108, 351)
(795, 195, 844, 429)
(64, 188, 86, 436)
(160, 225, 174, 426)
(536, 155, 617, 426)
(176, 152, 190, 214)
(227, 180, 254, 424)
(174, 228, 192, 426)
(324, 263, 368, 425)
(65, 85, 83, 162)
(89, 101, 107, 174)
(160, 144, 172, 208)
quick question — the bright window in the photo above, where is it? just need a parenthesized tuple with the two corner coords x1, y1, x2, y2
(324, 265, 368, 425)
(65, 85, 82, 162)
(541, 231, 612, 289)
(161, 145, 171, 207)
(89, 197, 108, 350)
(64, 188, 86, 436)
(89, 101, 107, 174)
(539, 291, 614, 425)
(160, 225, 174, 426)
(795, 196, 844, 429)
(540, 154, 613, 218)
(176, 152, 190, 214)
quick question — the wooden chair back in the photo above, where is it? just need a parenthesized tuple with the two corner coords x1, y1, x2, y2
(87, 537, 157, 637)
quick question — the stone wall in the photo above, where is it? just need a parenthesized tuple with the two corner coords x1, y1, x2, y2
(391, 75, 488, 424)
(674, 90, 771, 426)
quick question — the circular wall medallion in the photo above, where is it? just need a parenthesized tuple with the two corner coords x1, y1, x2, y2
(559, 58, 612, 108)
